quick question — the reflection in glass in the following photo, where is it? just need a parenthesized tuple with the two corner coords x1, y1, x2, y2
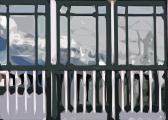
(156, 17, 164, 65)
(99, 16, 106, 65)
(128, 6, 153, 14)
(60, 5, 68, 14)
(128, 17, 154, 65)
(0, 5, 6, 13)
(38, 16, 46, 65)
(70, 6, 96, 14)
(118, 17, 126, 65)
(98, 6, 106, 14)
(70, 16, 96, 65)
(0, 16, 7, 65)
(9, 15, 35, 65)
(118, 6, 125, 14)
(60, 16, 68, 65)
(38, 5, 45, 13)
(156, 6, 164, 14)
(9, 5, 34, 13)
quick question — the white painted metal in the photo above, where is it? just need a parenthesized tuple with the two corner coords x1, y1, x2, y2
(120, 71, 125, 111)
(83, 71, 87, 113)
(6, 71, 9, 115)
(33, 71, 36, 114)
(102, 71, 106, 112)
(24, 71, 28, 112)
(111, 0, 115, 64)
(112, 71, 115, 119)
(42, 71, 46, 114)
(92, 71, 96, 113)
(130, 71, 134, 112)
(64, 71, 68, 112)
(140, 71, 143, 112)
(73, 71, 77, 113)
(15, 71, 19, 113)
(149, 70, 153, 113)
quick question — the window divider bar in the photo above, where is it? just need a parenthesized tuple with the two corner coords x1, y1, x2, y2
(57, 4, 60, 65)
(7, 5, 10, 66)
(68, 8, 71, 65)
(114, 3, 118, 65)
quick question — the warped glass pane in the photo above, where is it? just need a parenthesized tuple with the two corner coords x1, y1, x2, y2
(118, 6, 125, 14)
(70, 16, 96, 65)
(9, 5, 34, 13)
(118, 16, 126, 65)
(156, 17, 164, 65)
(0, 16, 7, 65)
(70, 6, 96, 14)
(0, 5, 6, 13)
(38, 5, 45, 13)
(38, 16, 46, 65)
(156, 6, 164, 14)
(9, 15, 35, 65)
(128, 17, 154, 65)
(128, 6, 153, 14)
(98, 6, 106, 14)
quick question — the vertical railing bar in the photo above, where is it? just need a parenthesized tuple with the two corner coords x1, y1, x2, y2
(130, 71, 134, 112)
(102, 71, 106, 112)
(15, 71, 18, 114)
(120, 71, 125, 111)
(24, 71, 28, 113)
(112, 71, 115, 119)
(158, 71, 162, 112)
(149, 70, 153, 113)
(73, 71, 77, 113)
(111, 0, 115, 64)
(92, 71, 96, 113)
(64, 71, 68, 112)
(140, 71, 143, 112)
(6, 71, 9, 115)
(42, 70, 46, 114)
(83, 71, 87, 113)
(33, 70, 36, 114)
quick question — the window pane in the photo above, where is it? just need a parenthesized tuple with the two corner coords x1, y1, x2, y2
(0, 16, 7, 65)
(0, 5, 6, 13)
(156, 17, 164, 65)
(128, 17, 154, 65)
(70, 6, 96, 14)
(60, 16, 68, 65)
(9, 15, 35, 65)
(60, 5, 68, 14)
(70, 16, 96, 65)
(118, 6, 125, 14)
(38, 16, 46, 65)
(98, 6, 106, 14)
(38, 5, 45, 13)
(9, 5, 34, 13)
(156, 6, 164, 14)
(128, 6, 153, 14)
(118, 17, 126, 65)
(99, 16, 106, 65)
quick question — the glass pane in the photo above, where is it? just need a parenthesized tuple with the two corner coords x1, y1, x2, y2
(99, 16, 106, 65)
(38, 5, 45, 13)
(128, 6, 153, 14)
(0, 16, 7, 65)
(118, 17, 126, 65)
(60, 5, 68, 14)
(128, 17, 154, 65)
(70, 6, 96, 14)
(70, 16, 96, 65)
(118, 6, 125, 14)
(38, 16, 46, 65)
(156, 6, 164, 14)
(156, 17, 164, 65)
(9, 5, 34, 13)
(0, 5, 6, 13)
(60, 16, 68, 65)
(9, 15, 35, 65)
(98, 6, 106, 14)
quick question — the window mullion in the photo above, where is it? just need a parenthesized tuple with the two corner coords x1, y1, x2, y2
(126, 6, 129, 65)
(154, 6, 157, 65)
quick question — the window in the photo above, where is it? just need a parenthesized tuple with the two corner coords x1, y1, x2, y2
(0, 4, 46, 66)
(58, 2, 107, 66)
(117, 2, 166, 65)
